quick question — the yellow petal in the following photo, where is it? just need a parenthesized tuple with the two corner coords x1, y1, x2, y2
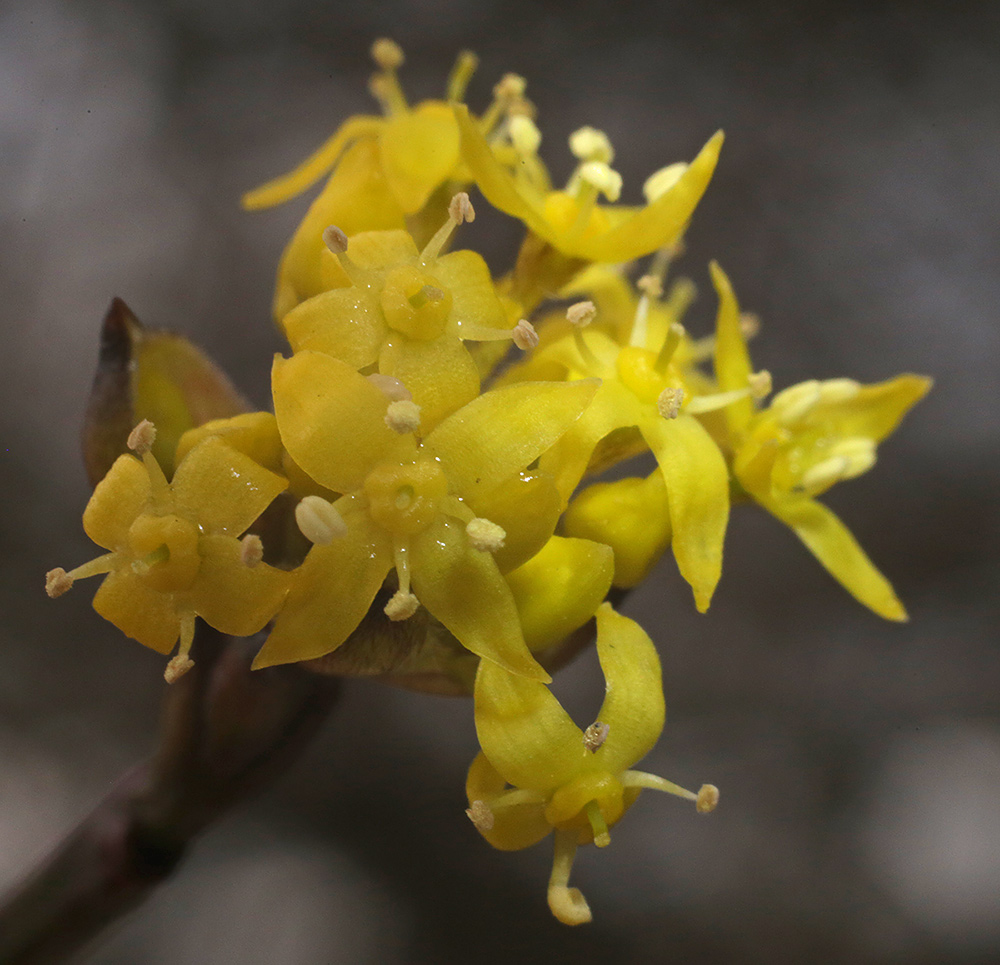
(175, 412, 284, 475)
(506, 536, 614, 652)
(252, 504, 393, 668)
(347, 229, 420, 270)
(379, 102, 462, 213)
(170, 437, 288, 537)
(241, 115, 384, 210)
(466, 752, 552, 851)
(815, 374, 932, 443)
(639, 413, 730, 612)
(426, 379, 599, 501)
(272, 351, 415, 493)
(710, 261, 753, 433)
(433, 249, 510, 337)
(592, 603, 665, 773)
(410, 514, 549, 681)
(92, 568, 179, 654)
(282, 287, 385, 369)
(377, 335, 480, 432)
(474, 654, 587, 793)
(571, 131, 724, 263)
(764, 494, 907, 621)
(83, 455, 151, 551)
(185, 534, 291, 637)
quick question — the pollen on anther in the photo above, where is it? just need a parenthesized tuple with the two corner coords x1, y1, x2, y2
(637, 274, 663, 299)
(322, 225, 349, 254)
(385, 400, 422, 434)
(657, 387, 684, 419)
(583, 721, 610, 752)
(566, 300, 596, 328)
(240, 534, 264, 568)
(164, 654, 195, 685)
(45, 567, 74, 598)
(740, 313, 761, 339)
(295, 496, 347, 545)
(493, 73, 527, 103)
(448, 192, 475, 224)
(371, 38, 404, 71)
(696, 784, 720, 814)
(466, 799, 495, 832)
(384, 589, 420, 621)
(512, 319, 539, 351)
(127, 419, 156, 455)
(367, 374, 412, 402)
(466, 517, 506, 553)
(749, 370, 772, 400)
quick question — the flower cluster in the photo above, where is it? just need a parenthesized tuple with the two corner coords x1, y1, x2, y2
(47, 39, 929, 923)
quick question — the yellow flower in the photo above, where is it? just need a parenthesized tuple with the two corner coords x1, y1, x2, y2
(507, 291, 732, 612)
(466, 603, 717, 925)
(454, 102, 723, 264)
(251, 351, 598, 678)
(710, 262, 932, 619)
(281, 204, 523, 431)
(45, 423, 291, 681)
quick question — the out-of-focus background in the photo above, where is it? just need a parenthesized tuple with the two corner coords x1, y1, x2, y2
(2, 0, 998, 962)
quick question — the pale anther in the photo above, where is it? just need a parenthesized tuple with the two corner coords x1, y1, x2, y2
(583, 722, 610, 752)
(164, 655, 195, 685)
(240, 534, 263, 568)
(643, 162, 688, 203)
(295, 495, 347, 545)
(509, 115, 542, 156)
(566, 300, 596, 328)
(740, 313, 761, 339)
(466, 800, 495, 832)
(45, 567, 73, 598)
(384, 589, 420, 621)
(512, 319, 539, 351)
(569, 126, 614, 164)
(657, 387, 684, 419)
(322, 225, 349, 254)
(493, 73, 527, 102)
(637, 274, 663, 299)
(385, 400, 422, 434)
(371, 38, 404, 70)
(696, 784, 720, 813)
(367, 373, 412, 402)
(127, 419, 156, 455)
(466, 518, 506, 553)
(749, 370, 773, 400)
(449, 192, 475, 224)
(578, 161, 622, 202)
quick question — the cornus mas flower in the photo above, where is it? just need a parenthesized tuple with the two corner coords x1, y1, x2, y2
(243, 39, 532, 320)
(454, 104, 723, 264)
(281, 196, 528, 431)
(466, 603, 718, 925)
(709, 263, 932, 619)
(251, 351, 598, 677)
(46, 422, 290, 681)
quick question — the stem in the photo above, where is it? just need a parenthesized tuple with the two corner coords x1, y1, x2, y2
(0, 629, 339, 965)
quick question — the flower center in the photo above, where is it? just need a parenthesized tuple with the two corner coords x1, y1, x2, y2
(364, 457, 448, 537)
(615, 346, 671, 404)
(127, 513, 201, 592)
(544, 771, 625, 839)
(380, 264, 453, 340)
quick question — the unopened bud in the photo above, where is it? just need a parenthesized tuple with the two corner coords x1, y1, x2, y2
(295, 496, 347, 545)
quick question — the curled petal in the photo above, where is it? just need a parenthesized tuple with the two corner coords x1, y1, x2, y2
(710, 261, 754, 434)
(814, 374, 932, 443)
(93, 569, 179, 655)
(465, 752, 552, 851)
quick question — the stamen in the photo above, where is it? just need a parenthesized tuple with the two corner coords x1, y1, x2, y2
(629, 245, 675, 348)
(385, 400, 422, 434)
(577, 161, 622, 202)
(127, 419, 156, 455)
(512, 318, 539, 351)
(466, 799, 495, 831)
(643, 162, 688, 203)
(369, 39, 407, 115)
(466, 517, 506, 553)
(696, 784, 720, 813)
(740, 312, 761, 340)
(322, 225, 349, 254)
(637, 274, 663, 299)
(566, 300, 597, 327)
(45, 567, 74, 598)
(684, 387, 753, 415)
(384, 589, 420, 621)
(569, 126, 614, 164)
(46, 553, 118, 597)
(583, 721, 610, 752)
(164, 612, 196, 684)
(367, 373, 413, 402)
(749, 370, 772, 400)
(420, 193, 474, 264)
(371, 38, 404, 71)
(509, 115, 541, 157)
(295, 496, 347, 545)
(654, 322, 685, 372)
(548, 830, 592, 926)
(585, 800, 611, 848)
(621, 769, 716, 811)
(657, 387, 683, 419)
(240, 534, 263, 567)
(447, 50, 478, 102)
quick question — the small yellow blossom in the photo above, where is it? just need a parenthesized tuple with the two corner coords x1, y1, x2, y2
(710, 262, 931, 619)
(454, 103, 723, 264)
(46, 426, 291, 680)
(467, 603, 717, 924)
(251, 351, 598, 677)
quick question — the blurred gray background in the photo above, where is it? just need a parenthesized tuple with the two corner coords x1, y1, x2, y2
(2, 0, 998, 962)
